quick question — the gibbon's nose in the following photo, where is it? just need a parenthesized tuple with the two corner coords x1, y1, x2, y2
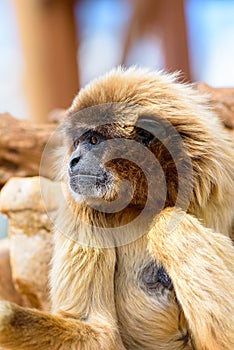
(69, 153, 81, 173)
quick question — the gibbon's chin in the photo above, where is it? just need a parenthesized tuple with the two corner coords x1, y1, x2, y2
(69, 172, 115, 201)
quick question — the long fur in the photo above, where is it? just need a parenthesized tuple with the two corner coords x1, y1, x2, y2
(0, 67, 233, 350)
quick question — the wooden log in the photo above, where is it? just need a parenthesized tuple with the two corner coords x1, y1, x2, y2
(121, 0, 191, 81)
(0, 113, 56, 188)
(196, 83, 234, 129)
(13, 0, 79, 123)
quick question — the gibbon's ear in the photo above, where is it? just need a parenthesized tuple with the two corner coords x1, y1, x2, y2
(136, 115, 167, 140)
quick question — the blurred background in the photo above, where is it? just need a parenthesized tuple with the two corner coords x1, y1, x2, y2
(0, 0, 234, 124)
(0, 0, 234, 238)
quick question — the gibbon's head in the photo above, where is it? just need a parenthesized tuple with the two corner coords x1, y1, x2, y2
(60, 67, 233, 217)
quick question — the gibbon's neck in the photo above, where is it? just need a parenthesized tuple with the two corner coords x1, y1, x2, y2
(56, 199, 156, 248)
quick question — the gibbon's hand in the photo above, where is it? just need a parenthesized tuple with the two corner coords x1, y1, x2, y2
(0, 243, 125, 350)
(0, 301, 126, 350)
(148, 208, 234, 350)
(0, 301, 95, 350)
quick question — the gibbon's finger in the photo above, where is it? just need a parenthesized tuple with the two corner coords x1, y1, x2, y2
(148, 208, 234, 350)
(0, 301, 125, 350)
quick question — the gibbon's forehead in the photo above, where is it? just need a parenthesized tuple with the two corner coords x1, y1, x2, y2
(65, 67, 213, 145)
(65, 102, 149, 141)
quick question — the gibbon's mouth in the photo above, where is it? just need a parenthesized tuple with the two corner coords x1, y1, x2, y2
(76, 174, 103, 179)
(69, 172, 111, 198)
(76, 173, 108, 183)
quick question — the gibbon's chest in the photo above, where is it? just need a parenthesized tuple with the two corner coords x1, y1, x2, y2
(115, 239, 193, 350)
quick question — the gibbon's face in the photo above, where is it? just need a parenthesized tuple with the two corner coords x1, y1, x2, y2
(68, 125, 116, 200)
(63, 104, 182, 210)
(67, 122, 156, 204)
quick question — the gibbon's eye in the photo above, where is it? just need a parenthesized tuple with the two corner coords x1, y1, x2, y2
(135, 129, 155, 147)
(73, 139, 79, 149)
(136, 116, 167, 146)
(89, 133, 101, 145)
(90, 135, 99, 145)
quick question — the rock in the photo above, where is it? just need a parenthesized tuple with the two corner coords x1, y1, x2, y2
(0, 176, 60, 213)
(0, 214, 8, 240)
(0, 238, 22, 305)
(0, 177, 62, 310)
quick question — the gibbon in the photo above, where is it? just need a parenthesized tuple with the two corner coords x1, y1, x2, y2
(0, 67, 234, 350)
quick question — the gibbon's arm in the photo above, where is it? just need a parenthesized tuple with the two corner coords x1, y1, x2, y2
(0, 301, 125, 350)
(148, 208, 234, 350)
(0, 246, 126, 350)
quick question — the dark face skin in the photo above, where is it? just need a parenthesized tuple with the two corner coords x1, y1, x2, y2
(67, 124, 157, 205)
(65, 113, 188, 213)
(68, 128, 115, 200)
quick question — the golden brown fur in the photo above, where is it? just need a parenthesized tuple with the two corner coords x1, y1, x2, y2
(0, 67, 234, 350)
